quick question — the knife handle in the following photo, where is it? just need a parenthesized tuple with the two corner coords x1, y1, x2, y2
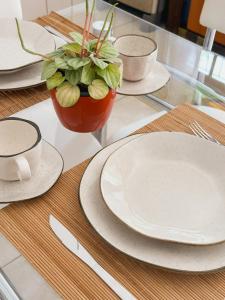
(93, 264, 137, 300)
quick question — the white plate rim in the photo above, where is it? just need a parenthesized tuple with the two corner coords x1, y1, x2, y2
(0, 19, 55, 72)
(0, 35, 64, 90)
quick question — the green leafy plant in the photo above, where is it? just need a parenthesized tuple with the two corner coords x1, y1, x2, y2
(16, 0, 122, 107)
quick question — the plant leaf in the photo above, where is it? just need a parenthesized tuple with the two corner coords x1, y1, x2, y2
(104, 57, 122, 64)
(46, 72, 65, 90)
(98, 41, 118, 59)
(90, 54, 108, 69)
(56, 82, 80, 107)
(88, 79, 109, 99)
(47, 49, 64, 59)
(81, 63, 95, 85)
(54, 57, 70, 70)
(65, 69, 82, 85)
(67, 57, 90, 70)
(41, 61, 57, 80)
(96, 63, 120, 89)
(69, 32, 83, 45)
(63, 43, 82, 57)
(196, 84, 225, 103)
(86, 39, 98, 52)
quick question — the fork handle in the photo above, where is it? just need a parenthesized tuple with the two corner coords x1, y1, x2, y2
(93, 264, 137, 300)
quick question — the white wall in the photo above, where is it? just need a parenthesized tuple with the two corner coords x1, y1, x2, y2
(1, 0, 78, 20)
(47, 0, 72, 13)
(0, 0, 23, 18)
(20, 0, 47, 20)
(20, 0, 75, 20)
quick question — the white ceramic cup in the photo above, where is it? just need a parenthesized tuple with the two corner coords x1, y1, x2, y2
(0, 117, 42, 181)
(114, 35, 158, 81)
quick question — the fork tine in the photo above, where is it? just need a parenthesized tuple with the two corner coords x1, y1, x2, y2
(191, 122, 211, 140)
(189, 121, 220, 145)
(189, 124, 209, 140)
(193, 121, 213, 140)
(193, 121, 219, 144)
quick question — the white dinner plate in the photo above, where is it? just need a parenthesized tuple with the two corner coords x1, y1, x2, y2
(80, 135, 225, 273)
(0, 18, 55, 72)
(0, 36, 65, 90)
(0, 140, 64, 203)
(117, 62, 170, 96)
(101, 132, 225, 245)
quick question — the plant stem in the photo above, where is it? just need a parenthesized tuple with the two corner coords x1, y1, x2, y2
(96, 12, 114, 56)
(86, 0, 95, 41)
(15, 18, 52, 61)
(81, 0, 89, 57)
(95, 3, 117, 55)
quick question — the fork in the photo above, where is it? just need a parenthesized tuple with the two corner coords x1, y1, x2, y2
(189, 121, 221, 145)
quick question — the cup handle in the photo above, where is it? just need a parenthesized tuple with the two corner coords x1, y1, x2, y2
(15, 156, 31, 181)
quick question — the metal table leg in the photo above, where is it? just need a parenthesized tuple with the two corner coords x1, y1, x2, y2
(92, 124, 108, 147)
(203, 28, 216, 51)
(146, 94, 174, 110)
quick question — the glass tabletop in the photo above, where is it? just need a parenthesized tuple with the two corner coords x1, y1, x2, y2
(57, 0, 225, 111)
(1, 2, 225, 298)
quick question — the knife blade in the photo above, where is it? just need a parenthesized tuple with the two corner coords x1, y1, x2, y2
(49, 215, 136, 300)
(0, 272, 21, 300)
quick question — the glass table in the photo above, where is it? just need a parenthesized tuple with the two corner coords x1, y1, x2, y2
(1, 1, 225, 299)
(58, 0, 225, 112)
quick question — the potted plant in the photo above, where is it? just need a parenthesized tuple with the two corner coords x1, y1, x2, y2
(16, 1, 122, 132)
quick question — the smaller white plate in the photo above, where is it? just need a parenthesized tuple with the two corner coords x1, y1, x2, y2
(0, 140, 64, 203)
(117, 62, 170, 96)
(0, 19, 55, 72)
(0, 36, 65, 91)
(101, 132, 225, 245)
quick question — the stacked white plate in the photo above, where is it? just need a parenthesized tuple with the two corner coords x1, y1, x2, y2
(80, 132, 225, 273)
(0, 18, 64, 90)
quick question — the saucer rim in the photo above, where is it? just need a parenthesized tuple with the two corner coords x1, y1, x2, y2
(0, 139, 64, 204)
(117, 61, 170, 96)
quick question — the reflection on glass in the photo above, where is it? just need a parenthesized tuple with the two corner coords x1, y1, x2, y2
(57, 0, 225, 110)
(198, 50, 214, 75)
(212, 56, 225, 84)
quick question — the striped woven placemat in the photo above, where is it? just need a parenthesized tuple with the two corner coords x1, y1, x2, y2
(0, 12, 95, 119)
(1, 104, 225, 299)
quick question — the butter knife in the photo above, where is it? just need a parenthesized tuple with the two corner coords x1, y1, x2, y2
(49, 215, 136, 300)
(0, 272, 21, 300)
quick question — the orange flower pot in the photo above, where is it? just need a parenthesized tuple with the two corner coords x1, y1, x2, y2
(50, 88, 116, 133)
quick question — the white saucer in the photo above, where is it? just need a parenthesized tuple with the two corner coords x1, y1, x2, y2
(117, 62, 170, 96)
(80, 134, 225, 273)
(0, 140, 64, 203)
(0, 36, 65, 91)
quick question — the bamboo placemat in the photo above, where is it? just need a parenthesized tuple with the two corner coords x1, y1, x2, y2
(1, 104, 225, 299)
(0, 12, 95, 119)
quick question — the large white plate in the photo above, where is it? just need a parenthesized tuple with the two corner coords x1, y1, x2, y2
(80, 135, 225, 273)
(101, 132, 225, 245)
(0, 19, 55, 72)
(0, 36, 65, 90)
(117, 62, 170, 96)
